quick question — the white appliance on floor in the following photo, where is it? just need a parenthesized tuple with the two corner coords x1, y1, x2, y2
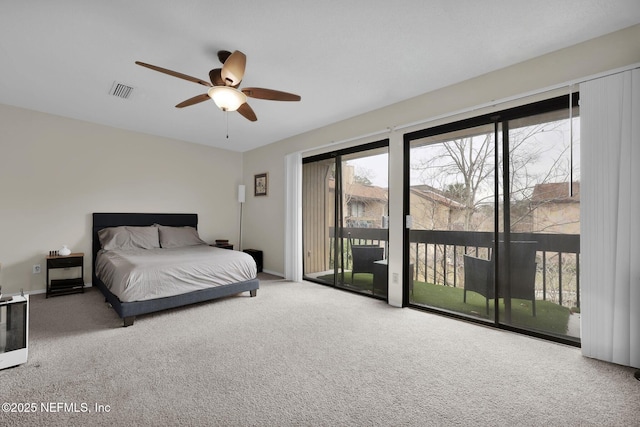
(0, 294, 28, 370)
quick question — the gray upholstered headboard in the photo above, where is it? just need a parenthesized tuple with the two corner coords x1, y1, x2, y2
(91, 212, 198, 282)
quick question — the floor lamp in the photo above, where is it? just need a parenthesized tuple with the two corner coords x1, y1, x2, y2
(238, 185, 245, 251)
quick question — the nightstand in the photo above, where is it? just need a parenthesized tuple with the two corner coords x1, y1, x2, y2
(46, 252, 84, 298)
(243, 249, 263, 273)
(210, 243, 234, 250)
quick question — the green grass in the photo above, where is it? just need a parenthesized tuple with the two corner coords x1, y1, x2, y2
(316, 272, 570, 335)
(411, 280, 570, 335)
(317, 272, 379, 291)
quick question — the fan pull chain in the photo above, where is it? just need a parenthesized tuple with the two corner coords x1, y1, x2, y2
(226, 111, 229, 139)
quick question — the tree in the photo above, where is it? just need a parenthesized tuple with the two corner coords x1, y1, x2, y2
(443, 183, 467, 202)
(353, 174, 373, 186)
(353, 165, 375, 186)
(410, 119, 574, 232)
(411, 131, 494, 230)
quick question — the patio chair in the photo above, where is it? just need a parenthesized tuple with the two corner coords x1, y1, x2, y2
(349, 234, 384, 285)
(463, 241, 537, 316)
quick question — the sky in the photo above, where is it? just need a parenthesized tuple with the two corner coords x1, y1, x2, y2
(345, 117, 580, 193)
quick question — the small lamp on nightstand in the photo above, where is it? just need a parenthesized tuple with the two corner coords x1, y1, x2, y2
(238, 184, 245, 251)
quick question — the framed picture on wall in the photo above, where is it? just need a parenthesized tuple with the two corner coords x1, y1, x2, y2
(254, 173, 268, 197)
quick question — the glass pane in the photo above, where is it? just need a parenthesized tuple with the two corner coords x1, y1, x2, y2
(0, 301, 27, 352)
(302, 158, 338, 285)
(339, 149, 389, 297)
(408, 124, 496, 322)
(302, 145, 389, 300)
(501, 106, 580, 342)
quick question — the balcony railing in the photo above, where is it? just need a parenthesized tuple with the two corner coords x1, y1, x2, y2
(329, 227, 580, 308)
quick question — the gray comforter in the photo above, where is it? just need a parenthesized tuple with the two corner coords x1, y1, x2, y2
(95, 245, 257, 302)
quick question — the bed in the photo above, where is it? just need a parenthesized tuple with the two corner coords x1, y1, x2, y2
(92, 212, 259, 327)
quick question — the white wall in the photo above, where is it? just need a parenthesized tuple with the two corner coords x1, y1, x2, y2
(241, 24, 640, 292)
(0, 105, 243, 295)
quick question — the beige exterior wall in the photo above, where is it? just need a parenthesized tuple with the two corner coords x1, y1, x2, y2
(533, 203, 581, 234)
(409, 193, 461, 231)
(0, 105, 243, 295)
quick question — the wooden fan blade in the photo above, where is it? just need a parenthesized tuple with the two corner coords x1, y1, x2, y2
(221, 50, 246, 86)
(175, 93, 211, 108)
(242, 87, 301, 101)
(237, 102, 257, 122)
(209, 68, 225, 86)
(217, 50, 232, 64)
(135, 61, 212, 87)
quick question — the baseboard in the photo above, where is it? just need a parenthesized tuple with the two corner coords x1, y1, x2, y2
(261, 269, 284, 278)
(3, 283, 92, 297)
(2, 288, 45, 297)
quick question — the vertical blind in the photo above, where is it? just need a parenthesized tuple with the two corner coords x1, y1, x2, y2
(580, 69, 640, 368)
(284, 152, 303, 281)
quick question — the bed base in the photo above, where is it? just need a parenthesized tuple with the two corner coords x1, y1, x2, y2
(95, 276, 259, 327)
(96, 278, 260, 327)
(92, 212, 259, 327)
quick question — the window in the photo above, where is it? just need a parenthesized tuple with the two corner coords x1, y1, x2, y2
(349, 201, 365, 218)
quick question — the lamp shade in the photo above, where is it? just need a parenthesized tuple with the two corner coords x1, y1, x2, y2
(208, 86, 247, 112)
(220, 51, 246, 86)
(238, 185, 246, 203)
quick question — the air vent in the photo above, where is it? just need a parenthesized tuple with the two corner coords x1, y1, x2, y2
(109, 82, 134, 99)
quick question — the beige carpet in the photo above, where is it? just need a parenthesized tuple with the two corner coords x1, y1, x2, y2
(0, 273, 638, 426)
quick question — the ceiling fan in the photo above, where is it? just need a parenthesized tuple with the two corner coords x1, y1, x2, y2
(135, 50, 301, 122)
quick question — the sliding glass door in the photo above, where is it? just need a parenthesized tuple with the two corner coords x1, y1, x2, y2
(407, 123, 497, 323)
(405, 94, 580, 343)
(303, 141, 389, 299)
(501, 105, 580, 340)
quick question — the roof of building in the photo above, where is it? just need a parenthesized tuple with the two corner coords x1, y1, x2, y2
(531, 182, 580, 204)
(410, 185, 466, 209)
(330, 179, 468, 209)
(328, 179, 388, 202)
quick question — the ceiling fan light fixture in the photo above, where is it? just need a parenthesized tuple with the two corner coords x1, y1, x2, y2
(207, 86, 247, 112)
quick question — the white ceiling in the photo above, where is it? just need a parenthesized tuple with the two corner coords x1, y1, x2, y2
(1, 1, 639, 152)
